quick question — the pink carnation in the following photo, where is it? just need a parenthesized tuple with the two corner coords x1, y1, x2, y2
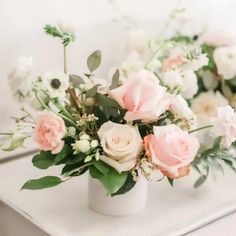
(33, 112, 65, 154)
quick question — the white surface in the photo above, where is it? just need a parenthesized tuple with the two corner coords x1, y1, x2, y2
(88, 175, 147, 216)
(0, 156, 236, 236)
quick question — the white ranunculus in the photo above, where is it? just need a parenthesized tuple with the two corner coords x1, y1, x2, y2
(183, 53, 209, 72)
(170, 95, 197, 130)
(211, 106, 236, 148)
(41, 72, 69, 99)
(57, 18, 76, 34)
(191, 91, 228, 117)
(181, 70, 198, 99)
(162, 71, 183, 90)
(200, 30, 236, 47)
(213, 46, 236, 79)
(98, 121, 142, 173)
(8, 56, 34, 97)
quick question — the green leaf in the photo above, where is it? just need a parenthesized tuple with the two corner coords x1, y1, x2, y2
(93, 161, 110, 176)
(167, 177, 174, 187)
(213, 136, 222, 149)
(96, 94, 119, 108)
(54, 144, 72, 165)
(32, 151, 55, 169)
(111, 172, 136, 196)
(86, 86, 98, 98)
(69, 74, 85, 88)
(89, 166, 128, 195)
(21, 176, 62, 190)
(87, 50, 102, 73)
(2, 136, 26, 151)
(194, 175, 207, 188)
(110, 69, 120, 89)
(62, 162, 89, 177)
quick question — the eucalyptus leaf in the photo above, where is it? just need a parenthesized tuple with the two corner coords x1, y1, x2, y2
(86, 86, 98, 98)
(193, 175, 207, 188)
(69, 74, 85, 88)
(110, 69, 120, 89)
(21, 176, 62, 190)
(87, 50, 102, 73)
(96, 94, 119, 108)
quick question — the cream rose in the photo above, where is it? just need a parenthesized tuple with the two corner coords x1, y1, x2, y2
(98, 121, 143, 173)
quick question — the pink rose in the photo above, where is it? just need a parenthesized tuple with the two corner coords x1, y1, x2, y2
(109, 69, 172, 122)
(144, 125, 199, 179)
(33, 112, 66, 154)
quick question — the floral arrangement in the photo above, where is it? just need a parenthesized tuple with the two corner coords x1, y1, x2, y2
(1, 21, 236, 196)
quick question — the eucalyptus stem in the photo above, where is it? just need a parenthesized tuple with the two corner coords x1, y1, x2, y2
(63, 46, 67, 74)
(189, 125, 213, 134)
(0, 132, 13, 136)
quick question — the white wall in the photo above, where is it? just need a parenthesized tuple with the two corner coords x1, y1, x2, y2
(0, 0, 236, 129)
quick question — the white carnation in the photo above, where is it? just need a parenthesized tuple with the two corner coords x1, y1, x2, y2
(181, 70, 198, 99)
(211, 106, 236, 148)
(213, 46, 236, 80)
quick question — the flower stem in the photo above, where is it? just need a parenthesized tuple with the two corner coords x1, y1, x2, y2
(0, 132, 13, 136)
(189, 125, 213, 134)
(63, 46, 67, 74)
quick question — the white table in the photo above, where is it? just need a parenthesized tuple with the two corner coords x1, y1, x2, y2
(1, 155, 236, 236)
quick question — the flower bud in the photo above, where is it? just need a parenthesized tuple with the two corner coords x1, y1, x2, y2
(79, 133, 90, 140)
(91, 140, 99, 148)
(73, 140, 90, 153)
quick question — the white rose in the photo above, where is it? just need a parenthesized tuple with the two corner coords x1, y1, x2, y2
(191, 91, 228, 117)
(211, 106, 236, 148)
(41, 72, 69, 99)
(98, 121, 142, 173)
(181, 70, 198, 99)
(213, 46, 236, 79)
(8, 56, 34, 97)
(57, 18, 76, 34)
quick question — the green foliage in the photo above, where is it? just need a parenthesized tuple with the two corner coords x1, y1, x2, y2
(69, 74, 85, 88)
(44, 24, 75, 46)
(170, 34, 194, 44)
(21, 176, 62, 190)
(86, 86, 98, 98)
(87, 50, 102, 73)
(111, 172, 137, 196)
(32, 151, 55, 169)
(167, 177, 174, 187)
(192, 137, 236, 188)
(54, 144, 73, 165)
(201, 44, 217, 71)
(89, 161, 128, 195)
(110, 69, 120, 89)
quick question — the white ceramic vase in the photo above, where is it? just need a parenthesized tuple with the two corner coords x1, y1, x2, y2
(88, 175, 148, 216)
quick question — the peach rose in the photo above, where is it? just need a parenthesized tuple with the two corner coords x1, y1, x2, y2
(144, 125, 199, 179)
(162, 56, 184, 72)
(109, 69, 172, 122)
(33, 112, 66, 154)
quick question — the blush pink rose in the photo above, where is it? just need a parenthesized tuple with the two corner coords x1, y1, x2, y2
(109, 69, 172, 122)
(162, 56, 184, 72)
(33, 112, 66, 154)
(144, 124, 200, 179)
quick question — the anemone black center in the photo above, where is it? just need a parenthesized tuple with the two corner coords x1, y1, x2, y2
(51, 78, 61, 89)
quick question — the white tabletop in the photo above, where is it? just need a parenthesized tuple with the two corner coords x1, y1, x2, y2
(0, 155, 236, 236)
